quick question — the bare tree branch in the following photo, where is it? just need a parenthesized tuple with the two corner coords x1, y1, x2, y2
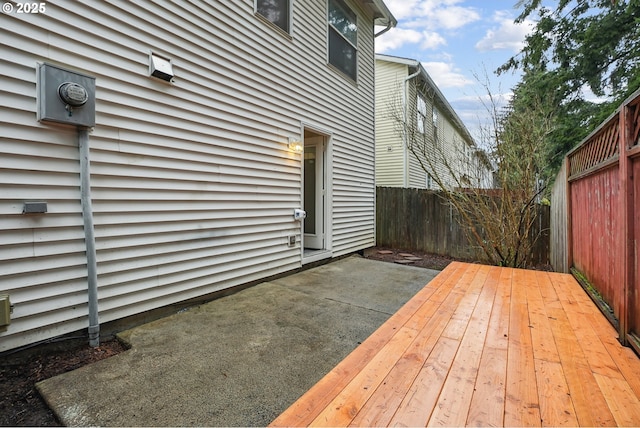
(384, 73, 552, 268)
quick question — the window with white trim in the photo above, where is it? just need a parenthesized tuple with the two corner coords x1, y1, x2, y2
(426, 172, 433, 189)
(328, 0, 357, 81)
(417, 94, 427, 134)
(256, 0, 290, 34)
(432, 106, 439, 145)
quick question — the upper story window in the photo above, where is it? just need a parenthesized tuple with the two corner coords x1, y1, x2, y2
(328, 0, 358, 81)
(432, 107, 439, 144)
(256, 0, 290, 34)
(417, 94, 427, 134)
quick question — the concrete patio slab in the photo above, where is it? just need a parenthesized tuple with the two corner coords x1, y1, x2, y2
(36, 255, 439, 427)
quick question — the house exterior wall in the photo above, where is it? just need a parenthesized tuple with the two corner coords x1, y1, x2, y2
(405, 98, 459, 190)
(0, 0, 383, 352)
(472, 152, 495, 189)
(375, 57, 475, 190)
(405, 81, 434, 189)
(374, 59, 405, 187)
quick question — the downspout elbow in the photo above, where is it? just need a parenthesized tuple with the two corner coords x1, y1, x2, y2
(374, 20, 393, 38)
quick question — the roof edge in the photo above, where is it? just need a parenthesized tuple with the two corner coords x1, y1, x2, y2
(364, 0, 397, 28)
(375, 53, 418, 67)
(376, 54, 476, 145)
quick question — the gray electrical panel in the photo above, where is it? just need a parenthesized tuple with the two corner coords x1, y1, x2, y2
(37, 63, 96, 127)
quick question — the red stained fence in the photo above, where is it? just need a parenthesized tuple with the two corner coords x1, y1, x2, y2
(551, 89, 640, 351)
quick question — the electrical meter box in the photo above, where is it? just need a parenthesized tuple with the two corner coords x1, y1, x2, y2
(37, 63, 96, 127)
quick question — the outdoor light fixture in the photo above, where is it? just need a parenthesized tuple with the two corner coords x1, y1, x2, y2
(288, 137, 303, 153)
(149, 54, 174, 82)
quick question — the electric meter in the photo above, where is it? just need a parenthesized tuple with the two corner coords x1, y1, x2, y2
(58, 82, 89, 107)
(37, 63, 95, 127)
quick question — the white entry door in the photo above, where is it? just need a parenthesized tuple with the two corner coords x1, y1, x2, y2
(303, 135, 325, 250)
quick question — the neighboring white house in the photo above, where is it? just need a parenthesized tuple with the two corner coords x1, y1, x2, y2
(375, 54, 493, 190)
(0, 0, 396, 352)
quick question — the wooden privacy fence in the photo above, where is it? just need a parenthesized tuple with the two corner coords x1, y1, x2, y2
(376, 187, 550, 266)
(551, 88, 640, 352)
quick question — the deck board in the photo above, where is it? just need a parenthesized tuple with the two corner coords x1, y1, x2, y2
(466, 266, 508, 427)
(270, 262, 640, 427)
(429, 266, 495, 427)
(505, 268, 541, 427)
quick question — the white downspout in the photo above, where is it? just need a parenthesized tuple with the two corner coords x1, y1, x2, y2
(79, 127, 100, 347)
(374, 22, 392, 248)
(374, 20, 392, 38)
(403, 68, 420, 187)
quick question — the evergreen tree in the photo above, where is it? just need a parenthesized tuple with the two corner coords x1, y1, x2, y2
(500, 0, 640, 181)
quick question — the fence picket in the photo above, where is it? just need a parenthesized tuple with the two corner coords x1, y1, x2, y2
(376, 187, 550, 267)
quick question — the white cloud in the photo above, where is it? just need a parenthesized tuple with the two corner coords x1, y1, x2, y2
(475, 11, 534, 53)
(428, 6, 480, 30)
(384, 0, 421, 20)
(385, 0, 479, 23)
(377, 28, 446, 53)
(422, 61, 474, 88)
(376, 28, 424, 52)
(419, 31, 447, 50)
(376, 0, 480, 52)
(377, 0, 480, 53)
(384, 0, 480, 31)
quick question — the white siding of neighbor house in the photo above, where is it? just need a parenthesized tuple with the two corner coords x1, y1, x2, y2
(375, 56, 477, 191)
(404, 84, 470, 190)
(0, 0, 380, 352)
(474, 153, 495, 189)
(374, 60, 405, 187)
(412, 109, 467, 189)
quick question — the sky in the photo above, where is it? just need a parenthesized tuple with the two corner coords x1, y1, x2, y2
(376, 0, 537, 144)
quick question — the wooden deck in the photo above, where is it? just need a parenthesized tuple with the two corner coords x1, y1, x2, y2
(270, 262, 640, 427)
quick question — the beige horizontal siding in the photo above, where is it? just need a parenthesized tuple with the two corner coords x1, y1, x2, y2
(375, 56, 478, 190)
(375, 60, 405, 187)
(0, 0, 380, 351)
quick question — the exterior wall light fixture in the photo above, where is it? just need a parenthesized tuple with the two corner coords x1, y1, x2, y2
(288, 137, 303, 153)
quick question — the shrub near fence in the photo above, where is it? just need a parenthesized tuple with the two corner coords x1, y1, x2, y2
(376, 187, 550, 267)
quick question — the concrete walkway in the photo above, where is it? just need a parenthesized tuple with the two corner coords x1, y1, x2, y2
(37, 256, 439, 427)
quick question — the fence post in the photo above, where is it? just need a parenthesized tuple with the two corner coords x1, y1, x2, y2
(565, 157, 573, 272)
(619, 103, 632, 344)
